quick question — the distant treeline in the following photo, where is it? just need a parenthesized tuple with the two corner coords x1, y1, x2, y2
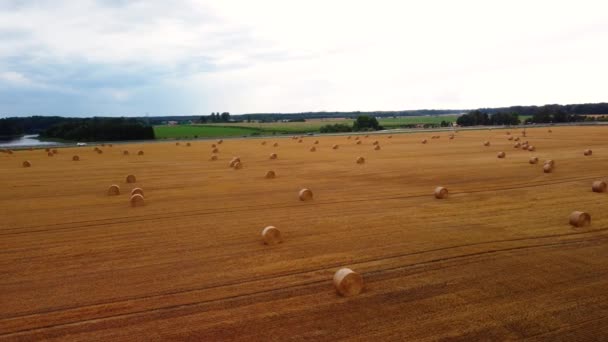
(200, 112, 232, 123)
(456, 111, 521, 126)
(147, 103, 608, 125)
(2, 102, 607, 135)
(40, 118, 155, 141)
(147, 109, 464, 124)
(320, 115, 385, 133)
(0, 116, 67, 138)
(456, 102, 608, 126)
(479, 102, 608, 116)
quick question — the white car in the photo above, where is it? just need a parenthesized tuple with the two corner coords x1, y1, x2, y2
(76, 142, 87, 146)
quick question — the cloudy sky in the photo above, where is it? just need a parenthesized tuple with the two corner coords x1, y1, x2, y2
(0, 0, 607, 116)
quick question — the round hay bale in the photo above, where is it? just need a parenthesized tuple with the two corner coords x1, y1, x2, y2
(544, 160, 555, 167)
(298, 139, 303, 143)
(273, 142, 279, 147)
(388, 135, 392, 139)
(527, 145, 535, 151)
(314, 140, 319, 144)
(123, 150, 129, 155)
(298, 188, 313, 201)
(529, 157, 539, 164)
(52, 149, 58, 154)
(97, 149, 103, 154)
(364, 135, 369, 138)
(233, 161, 242, 169)
(543, 164, 553, 173)
(211, 144, 216, 148)
(72, 155, 80, 161)
(483, 141, 490, 146)
(514, 137, 520, 142)
(109, 144, 113, 147)
(265, 170, 276, 179)
(354, 137, 360, 140)
(449, 135, 454, 140)
(506, 131, 511, 135)
(261, 226, 282, 245)
(45, 148, 50, 152)
(229, 157, 241, 168)
(108, 184, 120, 196)
(47, 152, 53, 157)
(521, 144, 529, 150)
(584, 149, 592, 156)
(210, 154, 218, 161)
(333, 268, 363, 297)
(130, 194, 145, 207)
(126, 174, 137, 183)
(356, 140, 362, 145)
(269, 153, 278, 160)
(217, 139, 223, 144)
(186, 142, 191, 147)
(131, 187, 144, 196)
(569, 211, 590, 227)
(347, 136, 352, 140)
(548, 129, 552, 133)
(176, 142, 180, 146)
(212, 148, 219, 153)
(261, 141, 266, 145)
(422, 139, 428, 144)
(137, 151, 144, 156)
(497, 151, 506, 158)
(374, 145, 381, 150)
(310, 146, 316, 152)
(101, 143, 105, 147)
(508, 136, 514, 141)
(22, 160, 31, 168)
(592, 180, 607, 193)
(434, 186, 448, 199)
(356, 156, 365, 164)
(514, 143, 521, 148)
(332, 144, 339, 150)
(373, 141, 379, 145)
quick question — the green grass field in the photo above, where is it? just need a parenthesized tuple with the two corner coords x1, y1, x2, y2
(154, 115, 461, 139)
(379, 116, 457, 127)
(154, 125, 262, 139)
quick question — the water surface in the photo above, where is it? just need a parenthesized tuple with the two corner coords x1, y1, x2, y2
(0, 135, 64, 147)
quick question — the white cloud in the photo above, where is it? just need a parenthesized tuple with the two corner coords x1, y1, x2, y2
(0, 0, 607, 115)
(0, 71, 34, 86)
(103, 88, 131, 102)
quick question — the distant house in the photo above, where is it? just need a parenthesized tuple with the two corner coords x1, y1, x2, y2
(167, 121, 178, 126)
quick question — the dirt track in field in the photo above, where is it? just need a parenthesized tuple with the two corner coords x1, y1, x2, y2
(1, 126, 607, 341)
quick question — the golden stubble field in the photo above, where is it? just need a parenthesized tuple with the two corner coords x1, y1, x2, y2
(1, 126, 608, 341)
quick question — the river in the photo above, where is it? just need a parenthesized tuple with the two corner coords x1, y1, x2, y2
(0, 135, 64, 148)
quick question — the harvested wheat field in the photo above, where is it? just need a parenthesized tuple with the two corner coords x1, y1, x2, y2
(2, 126, 608, 341)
